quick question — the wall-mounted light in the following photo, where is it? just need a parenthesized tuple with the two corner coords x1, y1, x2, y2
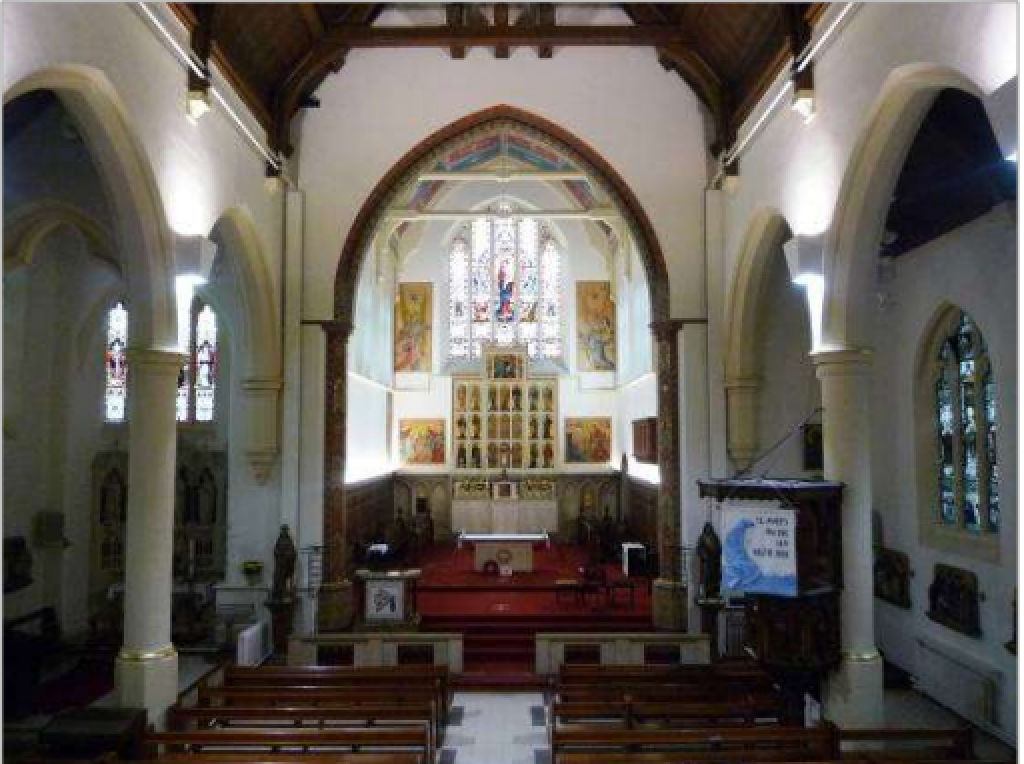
(264, 161, 284, 193)
(186, 71, 211, 123)
(791, 66, 816, 125)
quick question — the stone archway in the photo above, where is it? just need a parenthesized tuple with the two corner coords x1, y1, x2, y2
(723, 209, 795, 471)
(824, 64, 985, 351)
(320, 105, 685, 630)
(4, 65, 176, 350)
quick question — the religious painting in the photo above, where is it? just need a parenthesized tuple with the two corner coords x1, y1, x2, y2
(398, 419, 446, 466)
(564, 417, 612, 464)
(365, 579, 405, 622)
(873, 546, 911, 609)
(577, 281, 617, 371)
(927, 563, 982, 637)
(394, 283, 432, 373)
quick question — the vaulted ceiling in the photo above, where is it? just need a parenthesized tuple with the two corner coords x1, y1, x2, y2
(170, 3, 825, 157)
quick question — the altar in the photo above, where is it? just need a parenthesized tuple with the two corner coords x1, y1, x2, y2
(458, 531, 551, 573)
(451, 498, 557, 535)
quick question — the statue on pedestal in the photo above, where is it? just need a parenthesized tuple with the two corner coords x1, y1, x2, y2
(272, 525, 297, 600)
(696, 522, 723, 600)
(267, 524, 298, 653)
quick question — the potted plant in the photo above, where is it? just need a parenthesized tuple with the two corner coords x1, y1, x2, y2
(241, 559, 264, 586)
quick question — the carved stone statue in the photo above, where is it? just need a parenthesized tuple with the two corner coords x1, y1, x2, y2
(696, 522, 723, 600)
(272, 525, 297, 600)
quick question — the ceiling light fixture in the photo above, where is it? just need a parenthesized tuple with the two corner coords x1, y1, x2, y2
(790, 66, 816, 125)
(186, 71, 211, 123)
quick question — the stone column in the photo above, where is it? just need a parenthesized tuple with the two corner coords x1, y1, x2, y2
(724, 377, 761, 472)
(813, 348, 884, 728)
(116, 348, 185, 726)
(651, 320, 686, 630)
(318, 320, 355, 631)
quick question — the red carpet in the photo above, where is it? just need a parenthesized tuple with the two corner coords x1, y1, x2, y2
(416, 543, 652, 675)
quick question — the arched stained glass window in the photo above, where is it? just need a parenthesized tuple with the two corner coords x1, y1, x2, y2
(932, 310, 998, 532)
(107, 297, 218, 424)
(177, 298, 219, 423)
(193, 303, 218, 422)
(104, 301, 128, 422)
(449, 212, 561, 360)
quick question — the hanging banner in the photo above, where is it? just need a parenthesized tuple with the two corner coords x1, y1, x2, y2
(722, 500, 798, 597)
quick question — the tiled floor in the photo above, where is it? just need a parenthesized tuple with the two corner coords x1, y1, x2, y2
(441, 692, 549, 764)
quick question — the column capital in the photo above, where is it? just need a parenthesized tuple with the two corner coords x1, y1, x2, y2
(305, 319, 353, 339)
(242, 376, 284, 393)
(724, 375, 762, 391)
(125, 347, 187, 372)
(650, 319, 685, 342)
(812, 346, 872, 373)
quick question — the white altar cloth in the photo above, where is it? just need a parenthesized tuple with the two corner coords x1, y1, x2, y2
(457, 531, 551, 573)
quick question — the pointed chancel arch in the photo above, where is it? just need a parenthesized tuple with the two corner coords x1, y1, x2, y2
(208, 207, 283, 482)
(5, 65, 176, 350)
(824, 64, 986, 351)
(322, 105, 681, 628)
(723, 209, 796, 471)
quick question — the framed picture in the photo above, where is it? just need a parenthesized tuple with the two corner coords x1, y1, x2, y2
(399, 419, 446, 466)
(577, 281, 617, 372)
(365, 579, 405, 622)
(564, 417, 612, 464)
(492, 481, 517, 500)
(394, 283, 432, 373)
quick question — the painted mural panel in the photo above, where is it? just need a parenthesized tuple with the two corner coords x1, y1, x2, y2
(564, 417, 612, 464)
(576, 281, 616, 371)
(399, 419, 446, 466)
(394, 282, 432, 373)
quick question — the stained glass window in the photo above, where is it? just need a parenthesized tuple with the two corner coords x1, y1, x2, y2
(932, 310, 997, 533)
(193, 304, 218, 422)
(104, 301, 128, 422)
(449, 212, 561, 360)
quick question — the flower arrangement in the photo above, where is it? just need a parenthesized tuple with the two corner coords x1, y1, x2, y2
(241, 560, 263, 584)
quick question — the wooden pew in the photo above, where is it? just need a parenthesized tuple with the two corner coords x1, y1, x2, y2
(220, 665, 451, 722)
(144, 727, 431, 763)
(551, 698, 784, 730)
(196, 688, 442, 746)
(551, 723, 839, 762)
(153, 756, 423, 764)
(165, 702, 437, 756)
(555, 759, 1010, 764)
(838, 728, 974, 760)
(555, 685, 781, 706)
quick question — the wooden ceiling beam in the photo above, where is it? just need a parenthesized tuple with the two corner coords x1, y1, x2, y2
(493, 4, 510, 59)
(308, 23, 687, 48)
(446, 4, 467, 59)
(298, 4, 325, 44)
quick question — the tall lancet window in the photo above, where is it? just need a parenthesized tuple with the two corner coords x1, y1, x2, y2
(193, 303, 218, 422)
(449, 212, 561, 360)
(104, 301, 129, 422)
(932, 310, 998, 533)
(177, 298, 219, 423)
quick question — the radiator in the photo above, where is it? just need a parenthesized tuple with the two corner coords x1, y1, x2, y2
(237, 618, 273, 666)
(914, 636, 1001, 730)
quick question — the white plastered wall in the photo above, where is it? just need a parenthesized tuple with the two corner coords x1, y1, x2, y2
(869, 208, 1017, 740)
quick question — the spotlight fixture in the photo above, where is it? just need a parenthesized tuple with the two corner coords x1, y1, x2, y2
(264, 161, 284, 193)
(790, 66, 816, 124)
(186, 71, 211, 123)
